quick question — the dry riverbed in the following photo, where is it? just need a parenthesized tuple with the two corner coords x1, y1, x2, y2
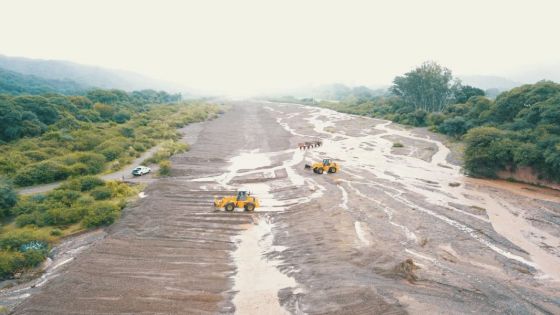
(5, 101, 560, 314)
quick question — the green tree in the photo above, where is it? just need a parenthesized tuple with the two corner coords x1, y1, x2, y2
(391, 61, 455, 111)
(0, 180, 18, 218)
(438, 116, 470, 137)
(463, 127, 514, 177)
(453, 84, 485, 103)
(493, 81, 560, 123)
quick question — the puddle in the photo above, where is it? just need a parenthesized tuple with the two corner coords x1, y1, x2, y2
(232, 218, 297, 314)
(354, 221, 370, 246)
(338, 185, 349, 210)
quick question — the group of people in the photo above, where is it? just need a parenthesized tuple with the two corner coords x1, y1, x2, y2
(298, 140, 323, 150)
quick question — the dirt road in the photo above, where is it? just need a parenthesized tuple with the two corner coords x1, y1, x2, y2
(8, 101, 560, 314)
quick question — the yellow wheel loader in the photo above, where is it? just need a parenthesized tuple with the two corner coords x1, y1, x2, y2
(214, 190, 260, 212)
(305, 159, 339, 174)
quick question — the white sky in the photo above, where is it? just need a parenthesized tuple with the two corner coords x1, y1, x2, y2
(1, 0, 559, 96)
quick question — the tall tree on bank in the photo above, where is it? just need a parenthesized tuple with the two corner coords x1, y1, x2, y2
(391, 61, 455, 112)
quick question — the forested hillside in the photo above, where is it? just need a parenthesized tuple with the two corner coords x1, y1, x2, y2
(0, 68, 86, 95)
(0, 55, 182, 92)
(297, 62, 560, 183)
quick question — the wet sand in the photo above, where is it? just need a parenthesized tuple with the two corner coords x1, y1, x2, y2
(7, 101, 560, 314)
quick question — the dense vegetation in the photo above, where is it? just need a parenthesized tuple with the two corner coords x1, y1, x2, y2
(0, 67, 86, 95)
(292, 63, 560, 182)
(0, 90, 218, 187)
(0, 176, 141, 279)
(0, 88, 181, 142)
(0, 88, 222, 279)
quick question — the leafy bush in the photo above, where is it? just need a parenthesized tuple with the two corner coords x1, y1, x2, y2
(0, 228, 53, 251)
(120, 127, 135, 138)
(159, 160, 172, 176)
(463, 127, 513, 177)
(427, 112, 446, 126)
(13, 161, 71, 186)
(71, 133, 103, 151)
(144, 140, 189, 164)
(15, 211, 46, 227)
(76, 195, 95, 205)
(93, 103, 115, 119)
(100, 146, 123, 161)
(113, 111, 131, 123)
(11, 196, 47, 216)
(47, 189, 82, 207)
(90, 186, 112, 200)
(25, 150, 50, 162)
(22, 249, 48, 267)
(438, 116, 469, 137)
(44, 206, 86, 226)
(132, 142, 146, 152)
(50, 228, 62, 236)
(68, 162, 89, 176)
(0, 250, 24, 279)
(82, 203, 119, 227)
(0, 180, 18, 218)
(105, 180, 134, 198)
(71, 176, 105, 191)
(513, 143, 541, 166)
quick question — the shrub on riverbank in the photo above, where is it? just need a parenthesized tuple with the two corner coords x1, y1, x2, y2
(0, 180, 18, 218)
(158, 160, 172, 176)
(82, 202, 120, 228)
(143, 140, 188, 164)
(1, 98, 221, 187)
(0, 177, 142, 280)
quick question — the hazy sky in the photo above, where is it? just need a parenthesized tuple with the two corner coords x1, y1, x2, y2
(1, 0, 559, 95)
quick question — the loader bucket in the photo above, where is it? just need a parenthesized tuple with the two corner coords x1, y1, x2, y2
(304, 164, 311, 169)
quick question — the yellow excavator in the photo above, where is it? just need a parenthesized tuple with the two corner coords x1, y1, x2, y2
(305, 159, 340, 174)
(214, 190, 260, 212)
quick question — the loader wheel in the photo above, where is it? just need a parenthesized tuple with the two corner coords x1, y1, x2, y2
(316, 168, 324, 174)
(225, 203, 235, 212)
(245, 203, 255, 212)
(329, 167, 337, 173)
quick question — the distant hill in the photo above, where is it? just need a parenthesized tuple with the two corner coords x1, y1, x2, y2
(266, 83, 387, 101)
(0, 67, 86, 95)
(509, 63, 560, 84)
(458, 75, 522, 91)
(0, 54, 184, 92)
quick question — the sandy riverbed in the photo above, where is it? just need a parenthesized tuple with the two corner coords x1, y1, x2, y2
(6, 101, 560, 314)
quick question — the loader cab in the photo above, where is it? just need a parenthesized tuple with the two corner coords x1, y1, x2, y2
(236, 190, 249, 201)
(323, 159, 331, 166)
